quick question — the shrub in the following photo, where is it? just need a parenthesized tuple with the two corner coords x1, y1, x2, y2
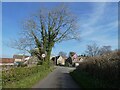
(2, 65, 49, 86)
(37, 61, 43, 65)
(77, 51, 119, 88)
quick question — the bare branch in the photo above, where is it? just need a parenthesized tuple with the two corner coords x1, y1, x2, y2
(12, 4, 80, 63)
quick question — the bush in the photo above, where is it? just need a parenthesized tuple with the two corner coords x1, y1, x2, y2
(76, 51, 120, 88)
(37, 61, 43, 65)
(2, 65, 49, 86)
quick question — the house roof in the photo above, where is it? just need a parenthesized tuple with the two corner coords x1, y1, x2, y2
(0, 58, 15, 63)
(51, 55, 67, 60)
(13, 55, 29, 59)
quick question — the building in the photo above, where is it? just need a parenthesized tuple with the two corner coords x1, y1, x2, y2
(51, 56, 67, 66)
(0, 58, 15, 66)
(0, 58, 15, 70)
(13, 55, 29, 62)
(13, 54, 30, 66)
(67, 52, 86, 67)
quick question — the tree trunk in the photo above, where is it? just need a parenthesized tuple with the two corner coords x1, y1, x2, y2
(45, 42, 54, 66)
(45, 45, 53, 66)
(47, 50, 51, 65)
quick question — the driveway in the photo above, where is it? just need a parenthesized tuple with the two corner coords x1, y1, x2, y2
(32, 66, 80, 88)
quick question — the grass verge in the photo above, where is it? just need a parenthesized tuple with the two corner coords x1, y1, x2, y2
(70, 69, 118, 90)
(3, 66, 54, 88)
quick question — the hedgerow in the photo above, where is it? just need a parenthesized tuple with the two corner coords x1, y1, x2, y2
(2, 65, 49, 86)
(76, 51, 120, 88)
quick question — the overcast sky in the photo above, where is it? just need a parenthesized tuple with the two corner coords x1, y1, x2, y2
(2, 2, 118, 57)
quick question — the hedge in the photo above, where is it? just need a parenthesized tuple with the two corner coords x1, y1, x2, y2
(2, 65, 49, 86)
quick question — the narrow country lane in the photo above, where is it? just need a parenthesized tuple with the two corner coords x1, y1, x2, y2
(32, 66, 80, 88)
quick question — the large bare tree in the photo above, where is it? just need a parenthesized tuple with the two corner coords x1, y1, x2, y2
(14, 5, 80, 65)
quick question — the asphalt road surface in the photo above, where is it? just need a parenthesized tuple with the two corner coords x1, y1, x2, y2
(32, 66, 80, 88)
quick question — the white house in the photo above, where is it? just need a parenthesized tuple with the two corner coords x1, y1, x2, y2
(51, 55, 67, 66)
(57, 56, 66, 65)
(13, 55, 29, 62)
(23, 57, 31, 64)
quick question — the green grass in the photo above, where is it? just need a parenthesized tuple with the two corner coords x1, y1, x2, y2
(3, 66, 54, 88)
(70, 69, 118, 90)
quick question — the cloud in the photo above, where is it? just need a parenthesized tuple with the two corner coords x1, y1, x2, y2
(88, 3, 107, 25)
(53, 2, 118, 55)
(79, 3, 107, 37)
(79, 2, 118, 49)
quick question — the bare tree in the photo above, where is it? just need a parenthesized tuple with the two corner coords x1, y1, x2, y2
(13, 5, 80, 65)
(85, 43, 100, 57)
(99, 46, 112, 55)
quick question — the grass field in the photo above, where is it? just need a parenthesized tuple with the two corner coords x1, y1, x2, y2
(2, 66, 54, 88)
